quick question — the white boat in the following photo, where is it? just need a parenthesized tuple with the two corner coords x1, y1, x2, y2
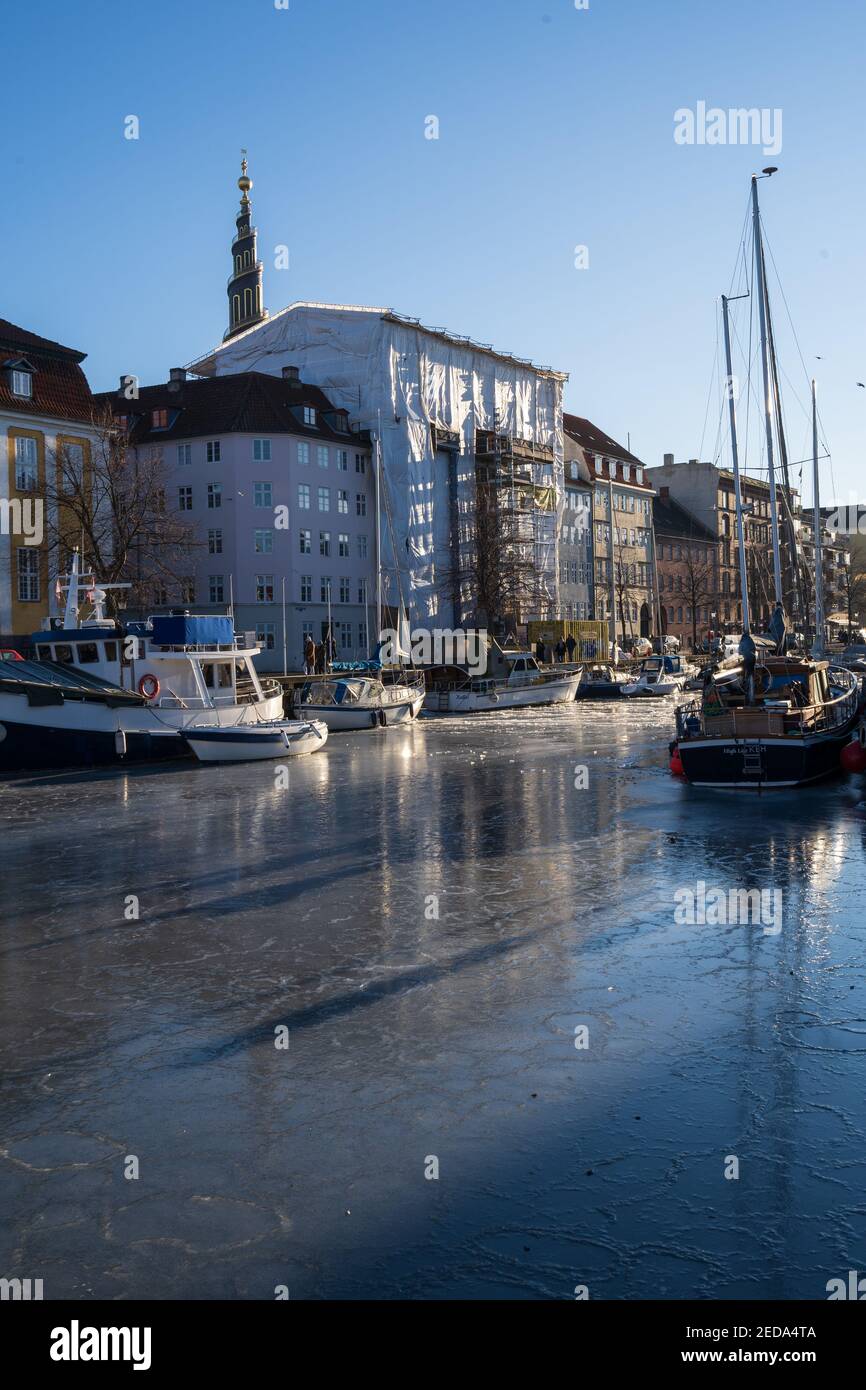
(184, 719, 328, 762)
(621, 654, 689, 697)
(0, 553, 285, 771)
(296, 674, 425, 730)
(425, 646, 582, 713)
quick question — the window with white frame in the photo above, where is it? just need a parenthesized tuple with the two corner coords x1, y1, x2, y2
(357, 535, 368, 560)
(358, 619, 367, 650)
(206, 440, 221, 463)
(320, 531, 330, 557)
(320, 576, 331, 603)
(255, 574, 274, 603)
(208, 529, 222, 554)
(207, 483, 222, 508)
(17, 548, 39, 601)
(209, 575, 225, 603)
(302, 619, 315, 640)
(317, 446, 328, 468)
(337, 489, 349, 514)
(11, 369, 32, 397)
(356, 493, 366, 516)
(299, 528, 311, 553)
(336, 449, 348, 471)
(256, 623, 276, 651)
(297, 441, 310, 465)
(253, 481, 272, 508)
(298, 483, 310, 509)
(254, 529, 273, 554)
(62, 442, 84, 494)
(338, 533, 349, 557)
(339, 577, 351, 604)
(303, 407, 316, 426)
(318, 486, 330, 512)
(253, 438, 271, 462)
(14, 436, 37, 490)
(357, 579, 367, 605)
(337, 621, 351, 649)
(177, 443, 191, 466)
(355, 453, 366, 474)
(300, 575, 312, 602)
(179, 486, 193, 510)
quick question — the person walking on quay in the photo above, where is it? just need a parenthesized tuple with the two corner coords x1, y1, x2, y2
(535, 637, 545, 665)
(565, 632, 576, 663)
(315, 641, 326, 674)
(325, 632, 337, 668)
(303, 634, 316, 675)
(555, 638, 566, 664)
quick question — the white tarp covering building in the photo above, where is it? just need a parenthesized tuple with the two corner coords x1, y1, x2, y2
(188, 302, 567, 628)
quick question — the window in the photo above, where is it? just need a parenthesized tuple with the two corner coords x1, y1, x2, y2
(208, 529, 222, 554)
(14, 436, 38, 491)
(254, 529, 273, 554)
(337, 489, 349, 514)
(151, 408, 169, 429)
(255, 574, 274, 603)
(337, 449, 348, 472)
(299, 528, 311, 554)
(355, 454, 366, 474)
(357, 535, 368, 560)
(209, 575, 225, 604)
(297, 442, 310, 465)
(253, 481, 272, 508)
(207, 483, 222, 509)
(177, 443, 191, 466)
(298, 484, 310, 509)
(62, 443, 84, 493)
(302, 620, 315, 641)
(339, 577, 351, 603)
(253, 438, 271, 462)
(320, 576, 331, 603)
(320, 531, 331, 557)
(356, 494, 366, 516)
(317, 446, 329, 468)
(300, 576, 312, 602)
(179, 486, 193, 510)
(181, 578, 196, 603)
(358, 620, 367, 650)
(318, 487, 330, 512)
(206, 441, 221, 463)
(338, 533, 349, 557)
(256, 623, 276, 651)
(338, 621, 352, 650)
(303, 406, 316, 426)
(16, 548, 40, 601)
(11, 369, 32, 397)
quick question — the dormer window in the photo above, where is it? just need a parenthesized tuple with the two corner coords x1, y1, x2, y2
(151, 408, 169, 429)
(11, 368, 33, 398)
(303, 406, 316, 426)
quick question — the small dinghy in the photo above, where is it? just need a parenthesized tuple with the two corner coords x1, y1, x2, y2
(184, 719, 328, 763)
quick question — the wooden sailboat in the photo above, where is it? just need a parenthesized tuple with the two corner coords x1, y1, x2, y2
(674, 174, 861, 789)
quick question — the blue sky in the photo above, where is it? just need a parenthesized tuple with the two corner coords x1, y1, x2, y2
(3, 0, 864, 499)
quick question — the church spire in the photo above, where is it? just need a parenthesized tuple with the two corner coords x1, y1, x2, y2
(224, 153, 267, 341)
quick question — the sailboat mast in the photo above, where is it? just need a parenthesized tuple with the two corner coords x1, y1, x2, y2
(375, 412, 384, 643)
(811, 379, 825, 658)
(721, 295, 752, 636)
(751, 174, 784, 607)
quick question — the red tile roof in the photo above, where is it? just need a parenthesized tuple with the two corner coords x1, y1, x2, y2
(0, 317, 95, 425)
(563, 412, 651, 488)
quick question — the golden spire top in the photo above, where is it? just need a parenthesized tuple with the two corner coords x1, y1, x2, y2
(238, 151, 252, 201)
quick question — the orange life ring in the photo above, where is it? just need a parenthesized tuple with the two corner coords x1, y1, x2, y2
(138, 673, 160, 701)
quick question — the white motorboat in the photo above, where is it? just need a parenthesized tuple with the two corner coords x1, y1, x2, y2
(184, 719, 328, 762)
(0, 553, 285, 771)
(621, 654, 689, 697)
(425, 646, 582, 713)
(296, 674, 425, 730)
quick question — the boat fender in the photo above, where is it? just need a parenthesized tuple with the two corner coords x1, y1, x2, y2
(841, 738, 866, 774)
(378, 708, 387, 727)
(370, 709, 379, 727)
(669, 743, 685, 777)
(114, 729, 128, 757)
(138, 673, 161, 701)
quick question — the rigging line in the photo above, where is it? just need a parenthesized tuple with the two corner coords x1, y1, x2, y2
(700, 301, 722, 464)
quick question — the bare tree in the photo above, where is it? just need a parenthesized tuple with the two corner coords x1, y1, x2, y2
(840, 547, 866, 631)
(461, 480, 544, 629)
(681, 542, 716, 650)
(43, 410, 199, 615)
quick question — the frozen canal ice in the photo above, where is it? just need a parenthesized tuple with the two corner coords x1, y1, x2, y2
(1, 700, 866, 1300)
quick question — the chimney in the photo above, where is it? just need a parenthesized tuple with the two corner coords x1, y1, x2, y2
(663, 452, 674, 467)
(688, 458, 699, 466)
(167, 367, 186, 392)
(282, 365, 300, 382)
